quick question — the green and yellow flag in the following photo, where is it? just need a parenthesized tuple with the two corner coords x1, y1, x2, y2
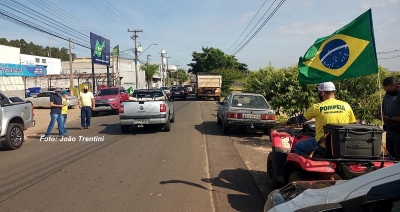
(126, 86, 133, 95)
(298, 9, 378, 84)
(112, 45, 119, 56)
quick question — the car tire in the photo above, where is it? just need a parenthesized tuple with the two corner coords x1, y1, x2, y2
(170, 111, 175, 123)
(163, 118, 171, 132)
(183, 97, 186, 100)
(1, 123, 24, 150)
(92, 112, 98, 117)
(266, 151, 286, 189)
(217, 115, 222, 125)
(264, 128, 272, 136)
(222, 121, 230, 134)
(120, 125, 130, 133)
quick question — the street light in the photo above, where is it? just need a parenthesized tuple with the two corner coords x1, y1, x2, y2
(138, 43, 157, 58)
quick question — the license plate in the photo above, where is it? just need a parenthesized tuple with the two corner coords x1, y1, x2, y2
(133, 119, 149, 124)
(245, 114, 260, 119)
(175, 92, 180, 94)
(282, 137, 291, 149)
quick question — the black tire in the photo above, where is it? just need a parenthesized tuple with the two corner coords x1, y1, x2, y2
(1, 123, 24, 150)
(183, 97, 186, 100)
(264, 128, 272, 135)
(170, 111, 175, 123)
(112, 110, 119, 115)
(266, 151, 286, 189)
(222, 121, 230, 134)
(217, 114, 222, 125)
(287, 168, 315, 184)
(163, 118, 171, 132)
(92, 111, 98, 117)
(120, 125, 130, 133)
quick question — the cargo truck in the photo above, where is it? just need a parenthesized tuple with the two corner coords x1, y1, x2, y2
(196, 72, 222, 101)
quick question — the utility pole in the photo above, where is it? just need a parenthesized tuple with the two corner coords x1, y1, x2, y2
(166, 56, 171, 86)
(68, 38, 73, 95)
(128, 29, 143, 89)
(146, 54, 150, 64)
(116, 56, 119, 86)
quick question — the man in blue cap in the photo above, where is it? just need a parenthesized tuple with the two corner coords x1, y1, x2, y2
(45, 87, 66, 137)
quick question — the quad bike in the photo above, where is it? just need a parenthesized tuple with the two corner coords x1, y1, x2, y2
(266, 121, 399, 189)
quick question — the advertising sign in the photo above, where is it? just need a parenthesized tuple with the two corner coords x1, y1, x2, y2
(0, 63, 45, 76)
(90, 32, 110, 66)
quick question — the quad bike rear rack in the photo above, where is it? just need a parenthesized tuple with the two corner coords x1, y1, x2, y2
(301, 154, 398, 169)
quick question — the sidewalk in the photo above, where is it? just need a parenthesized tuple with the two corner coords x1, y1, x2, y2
(24, 108, 82, 138)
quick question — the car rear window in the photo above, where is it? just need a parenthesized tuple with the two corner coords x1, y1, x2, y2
(172, 87, 183, 91)
(231, 95, 269, 108)
(132, 91, 164, 98)
(9, 97, 25, 102)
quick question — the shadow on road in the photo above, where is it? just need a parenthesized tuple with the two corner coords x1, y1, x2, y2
(194, 121, 265, 137)
(98, 123, 123, 135)
(160, 168, 270, 212)
(98, 124, 161, 135)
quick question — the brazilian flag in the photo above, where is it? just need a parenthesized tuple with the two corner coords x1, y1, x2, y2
(112, 45, 119, 56)
(298, 9, 378, 84)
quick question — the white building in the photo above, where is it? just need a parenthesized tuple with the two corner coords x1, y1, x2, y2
(0, 45, 24, 96)
(20, 54, 62, 75)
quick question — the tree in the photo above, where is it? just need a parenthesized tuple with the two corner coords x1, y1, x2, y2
(141, 64, 159, 89)
(187, 47, 248, 74)
(175, 69, 189, 84)
(0, 38, 76, 61)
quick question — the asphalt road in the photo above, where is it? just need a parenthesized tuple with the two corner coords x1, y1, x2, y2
(0, 96, 265, 212)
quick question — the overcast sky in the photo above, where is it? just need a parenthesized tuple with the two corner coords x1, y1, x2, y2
(1, 0, 399, 71)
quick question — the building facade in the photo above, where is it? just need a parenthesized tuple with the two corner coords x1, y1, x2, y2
(20, 54, 62, 75)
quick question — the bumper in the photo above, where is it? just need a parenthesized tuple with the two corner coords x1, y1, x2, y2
(170, 95, 185, 98)
(225, 119, 276, 129)
(120, 114, 168, 125)
(93, 106, 114, 111)
(198, 94, 220, 97)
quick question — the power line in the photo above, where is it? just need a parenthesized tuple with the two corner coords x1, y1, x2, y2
(229, 0, 278, 55)
(379, 55, 400, 60)
(227, 0, 269, 53)
(0, 9, 90, 48)
(28, 0, 104, 38)
(104, 0, 155, 44)
(97, 0, 128, 24)
(83, 0, 117, 23)
(378, 49, 399, 54)
(232, 0, 286, 56)
(2, 0, 89, 44)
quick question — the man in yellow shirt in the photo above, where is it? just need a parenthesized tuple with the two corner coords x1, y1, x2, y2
(78, 86, 95, 129)
(294, 82, 357, 155)
(61, 90, 70, 134)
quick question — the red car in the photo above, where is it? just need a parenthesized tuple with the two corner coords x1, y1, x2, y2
(93, 87, 130, 116)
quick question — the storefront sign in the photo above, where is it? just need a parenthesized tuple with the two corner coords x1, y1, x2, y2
(0, 63, 45, 77)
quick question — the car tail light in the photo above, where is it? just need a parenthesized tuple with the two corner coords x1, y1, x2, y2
(261, 114, 276, 120)
(119, 104, 124, 113)
(227, 112, 242, 119)
(160, 104, 167, 112)
(348, 164, 368, 172)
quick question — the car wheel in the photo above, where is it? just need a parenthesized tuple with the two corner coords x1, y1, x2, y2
(217, 115, 222, 125)
(92, 111, 98, 117)
(120, 125, 130, 133)
(264, 128, 272, 136)
(222, 121, 230, 134)
(170, 111, 175, 123)
(183, 97, 186, 100)
(1, 123, 24, 150)
(266, 151, 286, 189)
(163, 118, 171, 132)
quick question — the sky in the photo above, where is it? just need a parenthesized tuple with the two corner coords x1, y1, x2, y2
(1, 0, 399, 72)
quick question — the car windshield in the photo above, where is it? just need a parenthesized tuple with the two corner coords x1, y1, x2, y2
(132, 91, 164, 98)
(97, 88, 118, 96)
(231, 95, 269, 108)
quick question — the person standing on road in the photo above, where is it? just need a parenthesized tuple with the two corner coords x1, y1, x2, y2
(379, 77, 400, 158)
(61, 89, 70, 134)
(45, 87, 66, 137)
(78, 86, 95, 129)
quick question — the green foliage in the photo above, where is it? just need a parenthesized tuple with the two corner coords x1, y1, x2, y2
(244, 64, 317, 115)
(212, 68, 246, 97)
(244, 63, 399, 124)
(0, 38, 76, 61)
(141, 64, 159, 89)
(187, 47, 248, 74)
(175, 69, 189, 84)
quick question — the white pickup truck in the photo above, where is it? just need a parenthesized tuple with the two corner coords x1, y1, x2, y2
(119, 89, 175, 133)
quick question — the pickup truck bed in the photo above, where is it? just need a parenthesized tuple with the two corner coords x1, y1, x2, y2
(119, 90, 174, 133)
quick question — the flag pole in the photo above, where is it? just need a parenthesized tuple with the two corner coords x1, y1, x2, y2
(377, 68, 385, 158)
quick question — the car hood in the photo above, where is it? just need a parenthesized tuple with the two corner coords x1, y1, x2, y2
(95, 95, 118, 100)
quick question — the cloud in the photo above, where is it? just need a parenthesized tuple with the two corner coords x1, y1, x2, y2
(361, 0, 399, 9)
(277, 22, 344, 36)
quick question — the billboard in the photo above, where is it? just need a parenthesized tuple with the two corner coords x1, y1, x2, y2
(0, 63, 45, 76)
(90, 32, 110, 66)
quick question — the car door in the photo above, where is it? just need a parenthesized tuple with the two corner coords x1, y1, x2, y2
(218, 95, 230, 120)
(40, 92, 53, 108)
(30, 92, 46, 107)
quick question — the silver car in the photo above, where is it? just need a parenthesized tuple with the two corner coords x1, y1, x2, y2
(26, 91, 78, 109)
(217, 93, 276, 135)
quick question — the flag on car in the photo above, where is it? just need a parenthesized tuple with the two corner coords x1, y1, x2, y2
(126, 87, 133, 95)
(298, 9, 378, 84)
